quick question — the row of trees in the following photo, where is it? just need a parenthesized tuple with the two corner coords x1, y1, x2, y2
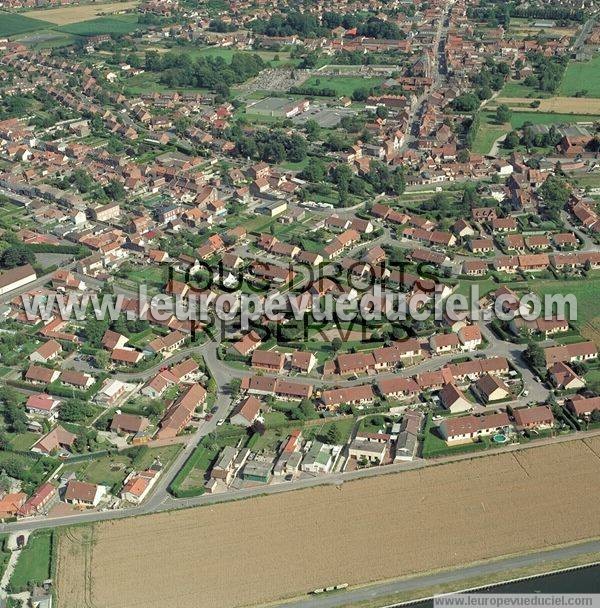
(250, 12, 402, 39)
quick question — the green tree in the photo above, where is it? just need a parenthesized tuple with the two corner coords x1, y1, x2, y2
(525, 341, 545, 369)
(504, 130, 520, 149)
(85, 318, 109, 347)
(0, 245, 34, 269)
(299, 399, 315, 419)
(58, 400, 95, 423)
(104, 179, 126, 201)
(326, 423, 342, 444)
(495, 104, 511, 124)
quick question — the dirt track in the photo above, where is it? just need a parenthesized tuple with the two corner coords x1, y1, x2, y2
(55, 437, 600, 608)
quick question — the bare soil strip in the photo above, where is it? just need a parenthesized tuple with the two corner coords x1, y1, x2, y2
(56, 437, 600, 608)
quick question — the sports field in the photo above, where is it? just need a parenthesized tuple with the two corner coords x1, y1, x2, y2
(56, 437, 600, 608)
(27, 1, 139, 25)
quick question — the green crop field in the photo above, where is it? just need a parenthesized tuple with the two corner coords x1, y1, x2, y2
(0, 11, 51, 36)
(560, 56, 600, 98)
(58, 14, 139, 35)
(301, 75, 384, 96)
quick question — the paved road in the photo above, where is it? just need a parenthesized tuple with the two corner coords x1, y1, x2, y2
(277, 540, 600, 608)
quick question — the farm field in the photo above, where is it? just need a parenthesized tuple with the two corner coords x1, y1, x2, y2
(559, 55, 600, 98)
(55, 437, 600, 608)
(26, 0, 139, 25)
(301, 75, 384, 96)
(494, 97, 600, 116)
(0, 11, 51, 36)
(58, 14, 140, 36)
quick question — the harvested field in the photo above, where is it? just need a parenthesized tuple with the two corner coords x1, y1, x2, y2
(55, 437, 600, 608)
(26, 1, 138, 25)
(494, 96, 600, 115)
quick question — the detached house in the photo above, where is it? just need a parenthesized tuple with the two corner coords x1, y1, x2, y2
(29, 339, 62, 364)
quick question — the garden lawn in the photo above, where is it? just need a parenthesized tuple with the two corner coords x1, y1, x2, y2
(9, 530, 52, 592)
(421, 414, 487, 458)
(302, 417, 355, 444)
(454, 277, 497, 298)
(559, 56, 600, 98)
(8, 432, 39, 451)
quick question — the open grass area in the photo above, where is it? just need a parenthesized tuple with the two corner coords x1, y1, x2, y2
(510, 111, 600, 128)
(499, 80, 550, 99)
(27, 0, 139, 25)
(122, 265, 167, 291)
(9, 530, 52, 593)
(17, 29, 77, 49)
(58, 13, 140, 36)
(301, 75, 384, 96)
(534, 276, 600, 345)
(183, 47, 295, 68)
(472, 113, 509, 155)
(560, 55, 600, 98)
(0, 11, 52, 36)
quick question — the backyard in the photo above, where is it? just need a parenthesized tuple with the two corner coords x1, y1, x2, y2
(8, 530, 53, 593)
